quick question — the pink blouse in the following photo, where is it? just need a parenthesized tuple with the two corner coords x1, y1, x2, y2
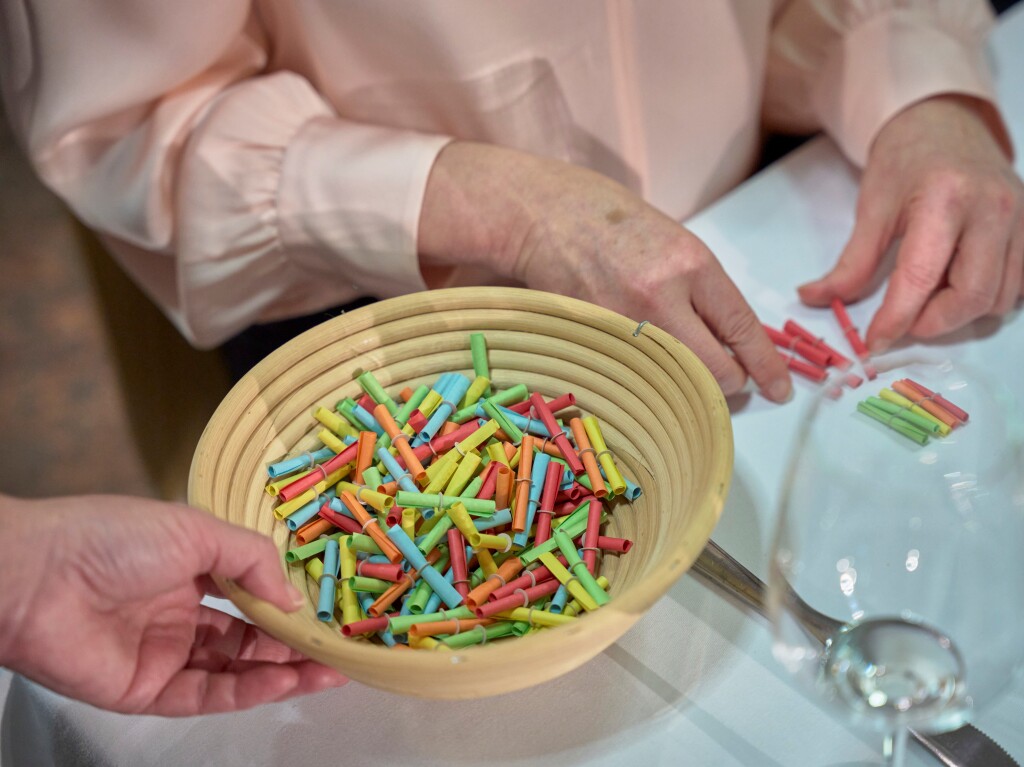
(0, 1, 1003, 346)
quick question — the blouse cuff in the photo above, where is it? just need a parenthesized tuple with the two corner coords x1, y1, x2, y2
(277, 116, 452, 299)
(814, 8, 1005, 167)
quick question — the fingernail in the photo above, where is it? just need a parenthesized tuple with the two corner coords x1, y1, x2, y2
(868, 338, 890, 355)
(767, 379, 793, 404)
(288, 584, 307, 608)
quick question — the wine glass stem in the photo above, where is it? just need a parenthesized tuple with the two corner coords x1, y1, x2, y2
(884, 729, 909, 767)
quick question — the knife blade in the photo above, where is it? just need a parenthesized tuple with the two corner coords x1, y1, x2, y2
(691, 539, 1019, 767)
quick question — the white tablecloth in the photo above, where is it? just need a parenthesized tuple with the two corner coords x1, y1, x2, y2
(3, 6, 1024, 766)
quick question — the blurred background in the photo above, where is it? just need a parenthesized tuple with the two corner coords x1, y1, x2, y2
(1, 0, 1020, 502)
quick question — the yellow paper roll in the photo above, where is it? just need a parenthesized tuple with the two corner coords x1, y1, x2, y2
(581, 416, 626, 496)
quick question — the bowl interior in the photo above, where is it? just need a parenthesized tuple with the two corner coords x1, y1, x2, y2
(189, 287, 733, 698)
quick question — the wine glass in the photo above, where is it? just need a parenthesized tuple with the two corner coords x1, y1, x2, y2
(767, 357, 1024, 766)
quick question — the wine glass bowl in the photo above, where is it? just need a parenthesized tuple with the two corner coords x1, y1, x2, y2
(768, 357, 1024, 758)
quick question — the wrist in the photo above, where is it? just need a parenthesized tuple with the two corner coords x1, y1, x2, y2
(877, 94, 1013, 163)
(0, 496, 50, 667)
(417, 141, 551, 287)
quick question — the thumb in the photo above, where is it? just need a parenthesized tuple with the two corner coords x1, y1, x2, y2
(189, 511, 306, 614)
(798, 208, 890, 306)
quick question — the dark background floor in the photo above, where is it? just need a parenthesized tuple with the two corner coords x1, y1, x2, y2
(0, 104, 154, 499)
(1, 0, 1019, 500)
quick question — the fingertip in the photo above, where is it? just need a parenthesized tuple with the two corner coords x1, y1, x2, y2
(764, 376, 793, 404)
(287, 584, 308, 610)
(796, 281, 828, 306)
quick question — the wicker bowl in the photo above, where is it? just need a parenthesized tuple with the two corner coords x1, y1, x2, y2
(188, 287, 733, 698)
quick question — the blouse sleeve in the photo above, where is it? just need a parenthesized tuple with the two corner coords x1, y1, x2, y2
(0, 0, 450, 347)
(764, 0, 1012, 167)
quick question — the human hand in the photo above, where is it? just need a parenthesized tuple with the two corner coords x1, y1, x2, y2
(799, 95, 1024, 352)
(0, 494, 347, 715)
(419, 141, 792, 401)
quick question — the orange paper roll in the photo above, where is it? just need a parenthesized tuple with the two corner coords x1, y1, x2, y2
(373, 404, 428, 485)
(354, 431, 377, 482)
(337, 481, 394, 513)
(368, 548, 443, 617)
(407, 617, 494, 640)
(533, 436, 566, 461)
(529, 393, 585, 475)
(464, 556, 525, 609)
(902, 378, 969, 424)
(891, 380, 959, 428)
(569, 417, 608, 498)
(339, 490, 404, 563)
(512, 435, 535, 532)
(295, 517, 334, 546)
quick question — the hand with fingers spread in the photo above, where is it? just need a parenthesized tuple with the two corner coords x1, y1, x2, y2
(0, 494, 347, 715)
(419, 141, 793, 403)
(799, 95, 1024, 352)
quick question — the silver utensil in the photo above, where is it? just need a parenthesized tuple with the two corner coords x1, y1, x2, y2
(692, 539, 1019, 767)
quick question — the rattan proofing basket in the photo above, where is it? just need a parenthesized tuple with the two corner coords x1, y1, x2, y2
(188, 287, 733, 698)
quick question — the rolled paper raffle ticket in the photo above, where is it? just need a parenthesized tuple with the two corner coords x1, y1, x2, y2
(877, 389, 951, 435)
(316, 538, 340, 622)
(420, 374, 472, 443)
(831, 298, 877, 379)
(864, 396, 943, 435)
(537, 552, 598, 613)
(384, 526, 464, 609)
(373, 404, 428, 485)
(901, 378, 968, 424)
(357, 370, 399, 417)
(856, 401, 930, 445)
(569, 417, 608, 498)
(782, 319, 853, 371)
(529, 393, 585, 475)
(552, 529, 610, 607)
(512, 435, 535, 533)
(777, 351, 828, 384)
(581, 417, 626, 495)
(447, 529, 472, 598)
(533, 461, 564, 545)
(464, 556, 524, 609)
(338, 536, 361, 626)
(277, 441, 358, 503)
(469, 333, 491, 397)
(891, 380, 960, 429)
(762, 324, 832, 369)
(513, 452, 550, 548)
(339, 491, 403, 564)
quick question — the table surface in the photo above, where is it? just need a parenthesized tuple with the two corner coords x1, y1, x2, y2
(4, 7, 1024, 767)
